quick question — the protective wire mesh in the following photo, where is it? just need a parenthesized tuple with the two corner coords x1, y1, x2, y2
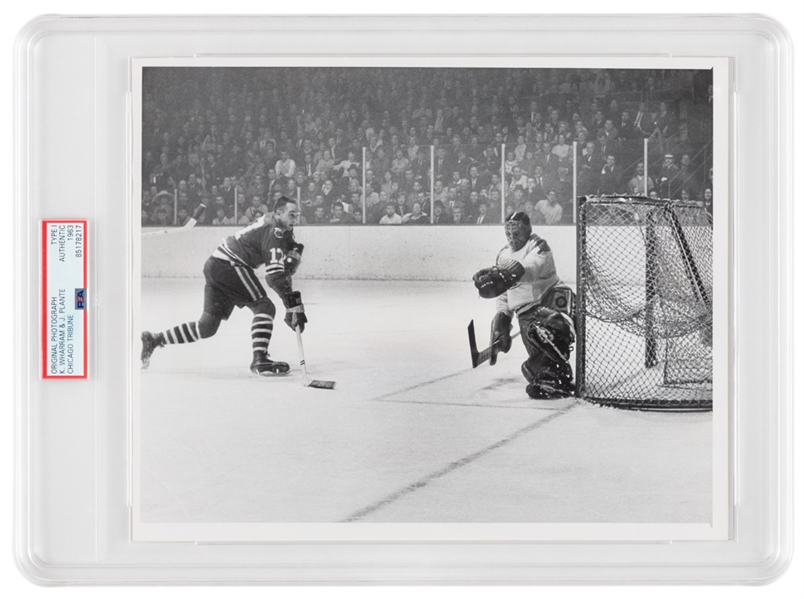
(577, 197, 712, 411)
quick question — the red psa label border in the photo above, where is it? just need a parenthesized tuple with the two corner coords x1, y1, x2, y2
(41, 220, 88, 379)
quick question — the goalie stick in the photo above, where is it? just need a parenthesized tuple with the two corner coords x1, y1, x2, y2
(467, 320, 521, 368)
(295, 327, 336, 390)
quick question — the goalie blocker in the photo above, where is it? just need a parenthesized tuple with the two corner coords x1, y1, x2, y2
(472, 211, 576, 400)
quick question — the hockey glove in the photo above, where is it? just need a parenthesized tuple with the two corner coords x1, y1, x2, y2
(472, 259, 525, 299)
(283, 290, 307, 333)
(283, 243, 304, 276)
(489, 311, 513, 366)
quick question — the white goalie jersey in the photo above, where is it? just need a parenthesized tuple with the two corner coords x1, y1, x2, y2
(495, 234, 561, 315)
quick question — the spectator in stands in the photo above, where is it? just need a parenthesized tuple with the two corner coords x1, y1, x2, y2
(242, 195, 269, 224)
(341, 191, 360, 216)
(246, 174, 266, 200)
(597, 119, 619, 149)
(379, 203, 402, 225)
(402, 201, 429, 225)
(474, 199, 496, 224)
(677, 153, 699, 197)
(329, 201, 356, 225)
(315, 149, 335, 177)
(311, 205, 328, 225)
(516, 150, 535, 177)
(264, 168, 280, 196)
(627, 162, 655, 196)
(320, 178, 337, 208)
(395, 193, 410, 217)
(618, 110, 637, 140)
(153, 205, 172, 227)
(651, 101, 677, 139)
(285, 178, 299, 202)
(390, 148, 410, 176)
(378, 170, 396, 196)
(399, 169, 416, 195)
(598, 154, 622, 195)
(551, 134, 571, 164)
(508, 165, 528, 193)
(220, 176, 238, 205)
(513, 135, 528, 162)
(578, 140, 602, 195)
(211, 207, 235, 226)
(657, 154, 681, 198)
(588, 108, 606, 137)
(503, 200, 516, 222)
(299, 153, 315, 178)
(632, 102, 651, 137)
(335, 151, 360, 179)
(504, 150, 519, 176)
(450, 205, 465, 225)
(530, 166, 549, 201)
(175, 207, 191, 227)
(426, 178, 444, 205)
(486, 172, 502, 197)
(430, 200, 447, 224)
(535, 191, 563, 225)
(275, 149, 296, 179)
(702, 187, 713, 215)
(541, 141, 559, 173)
(678, 189, 693, 204)
(477, 146, 498, 174)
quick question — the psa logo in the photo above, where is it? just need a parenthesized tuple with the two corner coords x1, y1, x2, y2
(75, 288, 87, 310)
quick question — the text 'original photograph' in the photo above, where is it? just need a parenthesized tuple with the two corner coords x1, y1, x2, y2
(132, 59, 727, 542)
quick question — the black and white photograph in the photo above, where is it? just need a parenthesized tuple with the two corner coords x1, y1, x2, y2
(132, 57, 729, 542)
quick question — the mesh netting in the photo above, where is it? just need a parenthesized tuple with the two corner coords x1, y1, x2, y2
(577, 197, 713, 411)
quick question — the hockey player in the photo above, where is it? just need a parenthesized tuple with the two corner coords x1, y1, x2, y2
(472, 212, 576, 399)
(141, 196, 307, 376)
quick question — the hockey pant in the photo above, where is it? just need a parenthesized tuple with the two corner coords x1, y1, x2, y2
(517, 305, 575, 399)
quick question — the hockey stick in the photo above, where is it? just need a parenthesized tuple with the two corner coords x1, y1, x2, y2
(142, 203, 206, 237)
(295, 327, 336, 390)
(467, 320, 521, 368)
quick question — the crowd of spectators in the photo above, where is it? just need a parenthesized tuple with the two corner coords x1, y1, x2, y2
(142, 67, 714, 228)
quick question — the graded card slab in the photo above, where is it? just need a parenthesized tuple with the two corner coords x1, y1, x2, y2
(41, 219, 88, 379)
(14, 14, 793, 586)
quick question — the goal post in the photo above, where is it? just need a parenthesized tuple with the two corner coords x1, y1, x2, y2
(575, 196, 713, 412)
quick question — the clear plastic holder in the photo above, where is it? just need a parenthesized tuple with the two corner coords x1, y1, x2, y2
(13, 14, 792, 584)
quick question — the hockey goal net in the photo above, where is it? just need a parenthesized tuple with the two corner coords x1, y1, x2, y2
(576, 196, 713, 411)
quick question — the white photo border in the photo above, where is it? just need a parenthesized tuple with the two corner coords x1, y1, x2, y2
(131, 55, 731, 543)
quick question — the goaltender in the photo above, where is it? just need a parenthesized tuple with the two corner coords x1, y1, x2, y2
(472, 212, 576, 399)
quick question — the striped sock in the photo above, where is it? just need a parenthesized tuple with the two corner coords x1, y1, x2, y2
(163, 321, 201, 345)
(251, 314, 274, 353)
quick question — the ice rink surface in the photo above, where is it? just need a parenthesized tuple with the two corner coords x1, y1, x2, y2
(139, 277, 712, 525)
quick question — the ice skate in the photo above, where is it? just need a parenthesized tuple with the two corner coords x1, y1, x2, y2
(525, 381, 574, 401)
(250, 351, 290, 376)
(141, 331, 165, 370)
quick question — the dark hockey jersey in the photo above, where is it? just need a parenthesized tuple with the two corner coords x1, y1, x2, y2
(212, 215, 298, 279)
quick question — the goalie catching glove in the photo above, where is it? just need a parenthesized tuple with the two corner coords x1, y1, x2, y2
(472, 258, 525, 298)
(283, 290, 307, 333)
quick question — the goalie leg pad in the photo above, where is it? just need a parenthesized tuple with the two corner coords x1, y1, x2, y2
(521, 307, 575, 365)
(518, 306, 575, 399)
